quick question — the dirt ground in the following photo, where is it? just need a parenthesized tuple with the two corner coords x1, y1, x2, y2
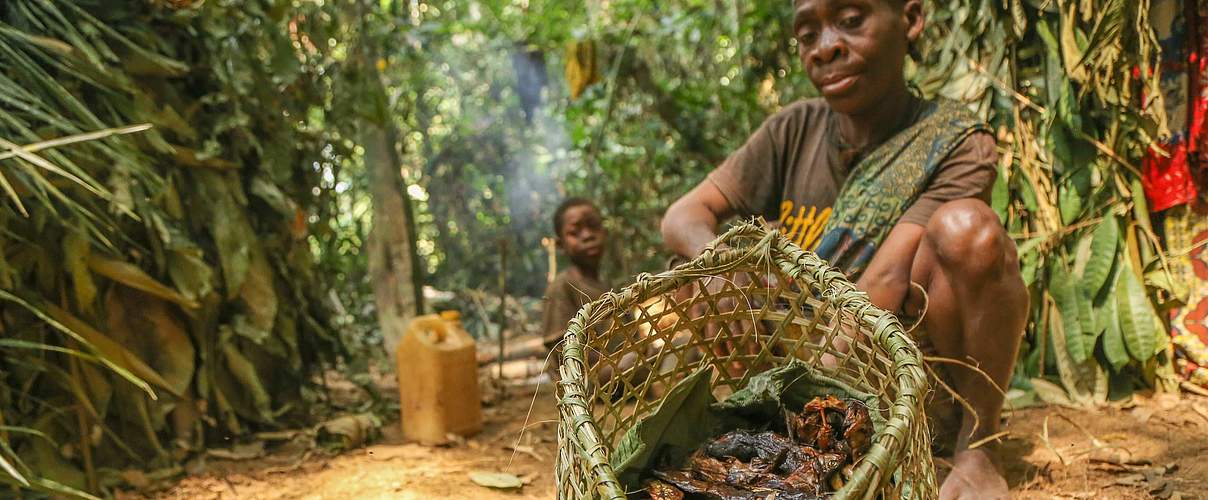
(139, 382, 1208, 500)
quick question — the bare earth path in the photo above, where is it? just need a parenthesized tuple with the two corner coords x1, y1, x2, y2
(139, 386, 1208, 500)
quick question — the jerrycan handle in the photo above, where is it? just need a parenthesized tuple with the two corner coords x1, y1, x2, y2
(433, 310, 462, 343)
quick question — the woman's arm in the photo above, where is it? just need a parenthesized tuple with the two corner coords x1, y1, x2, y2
(661, 180, 737, 258)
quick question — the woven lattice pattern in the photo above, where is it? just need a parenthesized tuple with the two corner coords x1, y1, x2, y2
(555, 223, 934, 499)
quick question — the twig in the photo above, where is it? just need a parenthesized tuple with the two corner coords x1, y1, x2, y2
(1189, 403, 1208, 424)
(922, 355, 1008, 400)
(1009, 216, 1104, 241)
(922, 361, 981, 440)
(1166, 237, 1208, 259)
(1180, 381, 1208, 398)
(1052, 411, 1104, 447)
(1039, 416, 1068, 466)
(967, 430, 1011, 450)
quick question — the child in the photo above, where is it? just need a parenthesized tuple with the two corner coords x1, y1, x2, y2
(541, 197, 609, 366)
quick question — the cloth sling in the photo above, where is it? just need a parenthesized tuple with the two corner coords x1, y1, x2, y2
(812, 100, 991, 278)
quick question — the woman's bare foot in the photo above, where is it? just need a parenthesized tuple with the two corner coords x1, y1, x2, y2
(939, 448, 1009, 500)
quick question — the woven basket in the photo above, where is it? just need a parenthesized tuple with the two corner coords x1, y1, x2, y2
(554, 223, 935, 499)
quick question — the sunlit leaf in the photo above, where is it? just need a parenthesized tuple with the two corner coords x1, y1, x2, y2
(1080, 217, 1118, 301)
(1049, 262, 1088, 363)
(86, 255, 199, 309)
(1101, 290, 1128, 371)
(1117, 259, 1157, 362)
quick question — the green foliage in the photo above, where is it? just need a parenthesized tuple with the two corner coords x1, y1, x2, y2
(0, 0, 355, 493)
(912, 0, 1177, 400)
(378, 0, 810, 299)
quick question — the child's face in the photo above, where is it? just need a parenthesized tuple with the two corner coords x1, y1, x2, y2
(558, 204, 606, 267)
(793, 0, 923, 116)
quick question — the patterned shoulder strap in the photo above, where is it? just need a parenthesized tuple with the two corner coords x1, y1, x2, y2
(813, 100, 991, 276)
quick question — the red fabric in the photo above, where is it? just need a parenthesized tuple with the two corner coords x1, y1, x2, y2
(1143, 142, 1199, 211)
(1142, 0, 1206, 211)
(1191, 0, 1207, 192)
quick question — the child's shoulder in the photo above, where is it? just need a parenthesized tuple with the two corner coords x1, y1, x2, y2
(545, 269, 581, 296)
(546, 268, 608, 301)
(547, 269, 573, 289)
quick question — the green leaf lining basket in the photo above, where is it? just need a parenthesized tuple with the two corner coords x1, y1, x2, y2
(554, 223, 935, 499)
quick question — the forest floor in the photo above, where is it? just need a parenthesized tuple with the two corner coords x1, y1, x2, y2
(133, 374, 1208, 500)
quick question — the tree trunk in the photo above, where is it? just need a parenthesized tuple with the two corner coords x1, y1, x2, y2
(357, 6, 425, 359)
(364, 107, 424, 358)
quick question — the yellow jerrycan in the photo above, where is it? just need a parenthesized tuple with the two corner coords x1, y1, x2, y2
(397, 310, 483, 444)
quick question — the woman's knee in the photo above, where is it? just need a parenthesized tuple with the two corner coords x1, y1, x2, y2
(924, 199, 1016, 279)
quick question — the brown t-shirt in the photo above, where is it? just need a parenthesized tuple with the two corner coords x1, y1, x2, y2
(541, 267, 609, 354)
(708, 97, 998, 251)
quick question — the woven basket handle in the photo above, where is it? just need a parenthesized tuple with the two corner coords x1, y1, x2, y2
(701, 220, 776, 254)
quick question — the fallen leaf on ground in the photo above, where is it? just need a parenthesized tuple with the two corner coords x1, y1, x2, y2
(1088, 447, 1150, 466)
(469, 471, 524, 490)
(317, 413, 379, 449)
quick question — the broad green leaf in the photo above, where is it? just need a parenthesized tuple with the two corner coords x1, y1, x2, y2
(1049, 263, 1088, 363)
(1029, 378, 1074, 407)
(1117, 260, 1158, 362)
(1129, 178, 1153, 237)
(991, 165, 1008, 222)
(1101, 293, 1128, 371)
(1076, 289, 1096, 341)
(1021, 251, 1039, 287)
(1072, 229, 1095, 278)
(1080, 218, 1119, 300)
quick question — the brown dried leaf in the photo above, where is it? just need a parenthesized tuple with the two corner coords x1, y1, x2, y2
(87, 255, 199, 309)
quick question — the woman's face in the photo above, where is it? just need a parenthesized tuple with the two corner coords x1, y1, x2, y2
(793, 0, 924, 116)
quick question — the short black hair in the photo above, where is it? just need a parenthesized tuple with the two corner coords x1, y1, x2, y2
(553, 197, 598, 236)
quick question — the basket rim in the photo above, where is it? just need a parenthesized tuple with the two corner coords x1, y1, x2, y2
(556, 222, 931, 500)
